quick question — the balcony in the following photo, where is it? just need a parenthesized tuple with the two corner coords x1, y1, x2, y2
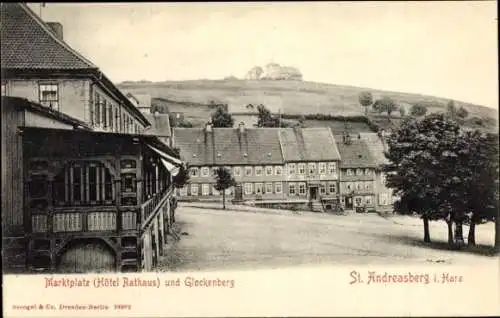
(140, 186, 173, 230)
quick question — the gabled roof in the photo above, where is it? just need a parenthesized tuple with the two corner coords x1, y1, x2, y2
(358, 132, 389, 165)
(278, 127, 341, 162)
(143, 113, 171, 137)
(0, 3, 97, 70)
(335, 137, 378, 169)
(173, 127, 284, 166)
(0, 3, 151, 128)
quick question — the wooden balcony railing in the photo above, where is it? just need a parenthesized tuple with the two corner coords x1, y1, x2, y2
(140, 186, 173, 230)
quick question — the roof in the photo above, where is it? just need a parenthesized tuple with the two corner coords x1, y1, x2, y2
(2, 96, 91, 130)
(173, 127, 284, 166)
(20, 126, 181, 164)
(278, 127, 341, 162)
(127, 93, 151, 109)
(335, 137, 378, 169)
(0, 3, 150, 128)
(358, 132, 389, 165)
(143, 113, 171, 137)
(228, 103, 259, 115)
(0, 3, 97, 70)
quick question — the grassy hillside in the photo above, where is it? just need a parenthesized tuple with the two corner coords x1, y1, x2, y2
(118, 79, 497, 130)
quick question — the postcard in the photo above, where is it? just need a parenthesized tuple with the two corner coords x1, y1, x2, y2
(1, 1, 499, 317)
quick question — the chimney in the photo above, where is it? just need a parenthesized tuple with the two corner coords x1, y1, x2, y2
(238, 122, 245, 134)
(46, 22, 63, 41)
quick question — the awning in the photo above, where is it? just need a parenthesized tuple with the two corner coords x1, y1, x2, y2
(146, 143, 183, 166)
(161, 158, 180, 177)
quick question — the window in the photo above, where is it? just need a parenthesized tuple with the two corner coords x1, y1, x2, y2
(114, 107, 119, 132)
(255, 183, 263, 194)
(275, 166, 282, 176)
(320, 183, 326, 194)
(355, 197, 363, 206)
(356, 182, 362, 190)
(95, 93, 101, 125)
(190, 184, 198, 196)
(298, 183, 306, 195)
(39, 83, 59, 110)
(346, 183, 353, 191)
(190, 168, 199, 177)
(308, 163, 316, 174)
(328, 183, 336, 194)
(225, 188, 232, 195)
(328, 162, 337, 175)
(202, 184, 209, 196)
(211, 167, 217, 176)
(234, 167, 241, 177)
(365, 196, 372, 205)
(53, 161, 115, 206)
(379, 193, 388, 205)
(288, 164, 296, 175)
(102, 100, 108, 128)
(179, 186, 188, 196)
(381, 173, 387, 185)
(108, 104, 114, 131)
(356, 168, 363, 176)
(245, 166, 253, 176)
(265, 166, 273, 176)
(347, 169, 353, 176)
(365, 181, 372, 190)
(201, 167, 210, 177)
(289, 183, 296, 195)
(244, 183, 253, 195)
(1, 82, 7, 96)
(319, 163, 326, 174)
(255, 166, 263, 176)
(298, 163, 305, 175)
(365, 168, 372, 175)
(275, 182, 282, 193)
(265, 183, 273, 194)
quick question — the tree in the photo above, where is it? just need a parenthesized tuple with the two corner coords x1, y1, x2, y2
(211, 105, 234, 128)
(459, 131, 499, 246)
(214, 167, 236, 209)
(399, 107, 406, 117)
(382, 114, 466, 246)
(410, 103, 428, 117)
(358, 91, 373, 115)
(171, 148, 190, 189)
(456, 106, 469, 120)
(373, 96, 398, 121)
(446, 100, 457, 119)
(256, 104, 280, 127)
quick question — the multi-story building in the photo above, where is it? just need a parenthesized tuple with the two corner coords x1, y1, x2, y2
(359, 132, 398, 210)
(173, 123, 285, 202)
(1, 3, 150, 134)
(173, 125, 342, 212)
(335, 133, 378, 212)
(279, 127, 341, 212)
(1, 3, 184, 273)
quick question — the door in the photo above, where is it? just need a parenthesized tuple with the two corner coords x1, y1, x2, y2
(234, 184, 243, 201)
(345, 196, 353, 209)
(58, 239, 115, 273)
(309, 186, 318, 200)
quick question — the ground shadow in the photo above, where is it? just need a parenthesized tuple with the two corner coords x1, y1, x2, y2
(374, 233, 498, 257)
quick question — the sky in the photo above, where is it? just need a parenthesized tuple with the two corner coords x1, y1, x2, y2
(29, 2, 498, 109)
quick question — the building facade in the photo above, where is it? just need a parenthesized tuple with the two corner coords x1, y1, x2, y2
(336, 133, 378, 212)
(173, 124, 285, 202)
(1, 3, 150, 134)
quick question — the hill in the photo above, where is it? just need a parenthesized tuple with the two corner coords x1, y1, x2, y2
(117, 79, 497, 129)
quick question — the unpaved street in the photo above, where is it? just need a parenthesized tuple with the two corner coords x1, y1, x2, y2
(158, 205, 497, 272)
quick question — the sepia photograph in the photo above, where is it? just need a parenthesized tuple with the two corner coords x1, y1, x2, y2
(1, 1, 499, 317)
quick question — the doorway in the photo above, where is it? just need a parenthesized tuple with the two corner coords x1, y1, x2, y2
(345, 196, 353, 209)
(309, 186, 318, 200)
